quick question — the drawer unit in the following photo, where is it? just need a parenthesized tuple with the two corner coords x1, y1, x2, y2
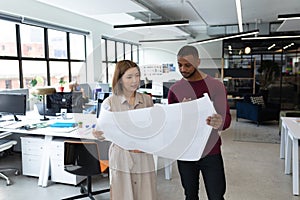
(21, 137, 86, 185)
(50, 139, 86, 185)
(21, 136, 45, 177)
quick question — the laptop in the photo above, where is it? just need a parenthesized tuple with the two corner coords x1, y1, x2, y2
(36, 103, 58, 116)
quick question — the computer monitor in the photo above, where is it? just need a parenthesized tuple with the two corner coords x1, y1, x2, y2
(97, 83, 110, 93)
(0, 93, 26, 121)
(46, 92, 83, 113)
(162, 82, 175, 99)
(0, 89, 30, 111)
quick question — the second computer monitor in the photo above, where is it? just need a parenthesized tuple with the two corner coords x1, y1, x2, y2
(0, 93, 26, 121)
(46, 92, 83, 113)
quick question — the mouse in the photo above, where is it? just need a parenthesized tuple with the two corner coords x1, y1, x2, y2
(21, 125, 34, 130)
(24, 125, 31, 130)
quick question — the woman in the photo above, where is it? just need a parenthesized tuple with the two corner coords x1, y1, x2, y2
(93, 60, 157, 200)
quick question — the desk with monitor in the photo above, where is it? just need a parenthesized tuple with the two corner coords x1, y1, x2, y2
(1, 112, 173, 186)
(0, 92, 103, 187)
(0, 91, 172, 187)
(0, 111, 100, 187)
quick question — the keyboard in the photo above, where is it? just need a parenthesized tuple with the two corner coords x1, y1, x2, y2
(0, 120, 15, 128)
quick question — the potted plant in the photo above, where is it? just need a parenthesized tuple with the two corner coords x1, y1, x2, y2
(257, 60, 280, 91)
(29, 76, 44, 101)
(28, 76, 44, 110)
(58, 77, 66, 92)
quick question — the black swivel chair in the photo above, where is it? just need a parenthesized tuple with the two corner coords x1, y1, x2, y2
(62, 141, 110, 200)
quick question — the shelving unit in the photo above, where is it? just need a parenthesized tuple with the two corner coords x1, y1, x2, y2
(196, 57, 256, 97)
(222, 57, 256, 97)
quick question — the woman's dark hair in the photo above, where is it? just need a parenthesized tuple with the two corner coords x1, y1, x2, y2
(112, 60, 140, 95)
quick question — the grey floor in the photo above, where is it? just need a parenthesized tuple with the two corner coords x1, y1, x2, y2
(1, 110, 300, 200)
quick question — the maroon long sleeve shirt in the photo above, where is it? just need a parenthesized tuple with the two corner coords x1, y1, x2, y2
(168, 75, 231, 157)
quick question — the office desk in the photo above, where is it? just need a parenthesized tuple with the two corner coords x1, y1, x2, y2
(0, 112, 98, 187)
(0, 111, 172, 186)
(280, 117, 300, 195)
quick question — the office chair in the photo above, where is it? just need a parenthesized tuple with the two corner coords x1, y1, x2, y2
(0, 131, 19, 186)
(96, 93, 111, 118)
(62, 140, 110, 200)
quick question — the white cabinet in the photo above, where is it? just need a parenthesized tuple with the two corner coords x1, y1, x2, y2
(21, 136, 86, 185)
(50, 139, 86, 185)
(21, 136, 44, 177)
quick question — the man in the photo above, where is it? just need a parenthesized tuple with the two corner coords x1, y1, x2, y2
(168, 45, 231, 200)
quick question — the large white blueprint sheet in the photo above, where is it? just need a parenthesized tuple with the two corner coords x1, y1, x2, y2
(97, 93, 216, 161)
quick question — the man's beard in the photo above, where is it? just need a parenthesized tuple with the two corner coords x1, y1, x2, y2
(181, 68, 196, 79)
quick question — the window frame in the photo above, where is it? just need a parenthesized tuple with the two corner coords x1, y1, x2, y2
(0, 18, 88, 89)
(101, 36, 139, 83)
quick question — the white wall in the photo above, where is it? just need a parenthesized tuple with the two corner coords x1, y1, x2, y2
(137, 41, 223, 95)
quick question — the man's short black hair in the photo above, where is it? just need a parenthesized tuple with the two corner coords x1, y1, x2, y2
(177, 45, 199, 58)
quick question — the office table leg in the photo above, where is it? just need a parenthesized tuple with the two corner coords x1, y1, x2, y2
(152, 155, 173, 180)
(285, 132, 292, 175)
(280, 124, 286, 159)
(153, 155, 158, 174)
(38, 135, 52, 187)
(164, 158, 173, 180)
(292, 138, 299, 195)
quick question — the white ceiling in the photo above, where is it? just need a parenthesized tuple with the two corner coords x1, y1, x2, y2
(36, 0, 300, 39)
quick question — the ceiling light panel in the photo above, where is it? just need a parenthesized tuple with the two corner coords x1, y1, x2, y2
(235, 0, 243, 32)
(188, 30, 259, 45)
(242, 35, 300, 40)
(113, 20, 189, 29)
(278, 13, 300, 20)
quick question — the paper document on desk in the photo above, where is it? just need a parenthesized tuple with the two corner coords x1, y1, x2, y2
(97, 93, 216, 161)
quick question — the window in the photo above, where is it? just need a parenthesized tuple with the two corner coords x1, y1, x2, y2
(101, 36, 139, 83)
(116, 42, 124, 61)
(71, 62, 86, 83)
(70, 34, 85, 60)
(48, 29, 67, 59)
(0, 20, 17, 57)
(22, 61, 47, 87)
(0, 60, 19, 88)
(106, 40, 116, 62)
(49, 61, 69, 85)
(20, 24, 45, 58)
(0, 17, 87, 90)
(125, 44, 132, 60)
(132, 45, 138, 63)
